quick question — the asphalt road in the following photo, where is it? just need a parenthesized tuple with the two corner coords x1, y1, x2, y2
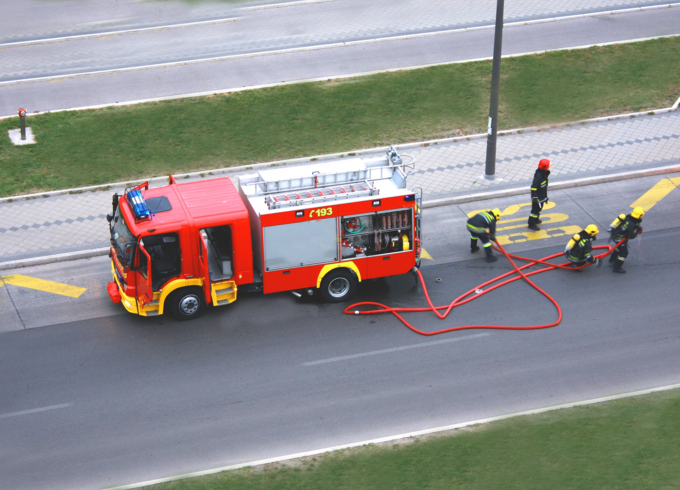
(1, 175, 679, 489)
(2, 2, 679, 116)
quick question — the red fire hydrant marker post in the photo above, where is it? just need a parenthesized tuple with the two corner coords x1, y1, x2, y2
(18, 108, 27, 141)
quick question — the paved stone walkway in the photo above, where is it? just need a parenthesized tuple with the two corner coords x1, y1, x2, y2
(1, 109, 678, 263)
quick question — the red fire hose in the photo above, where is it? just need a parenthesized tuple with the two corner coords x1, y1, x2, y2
(344, 240, 623, 336)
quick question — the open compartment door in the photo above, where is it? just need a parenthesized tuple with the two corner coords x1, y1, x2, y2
(137, 244, 153, 306)
(198, 232, 212, 304)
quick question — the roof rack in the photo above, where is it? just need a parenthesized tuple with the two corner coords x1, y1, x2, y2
(264, 181, 378, 209)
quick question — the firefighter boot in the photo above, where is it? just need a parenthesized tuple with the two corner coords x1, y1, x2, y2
(527, 217, 540, 231)
(613, 258, 626, 273)
(471, 239, 480, 253)
(484, 247, 497, 263)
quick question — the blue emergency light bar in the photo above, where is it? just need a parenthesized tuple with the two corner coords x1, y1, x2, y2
(126, 189, 151, 220)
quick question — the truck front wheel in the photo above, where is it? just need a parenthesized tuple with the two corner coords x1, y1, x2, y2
(320, 269, 357, 303)
(168, 287, 206, 321)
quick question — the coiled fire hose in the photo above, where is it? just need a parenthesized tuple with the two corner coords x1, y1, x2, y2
(344, 239, 624, 335)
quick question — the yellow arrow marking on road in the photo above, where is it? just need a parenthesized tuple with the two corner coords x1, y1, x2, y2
(0, 274, 86, 298)
(630, 177, 680, 212)
(420, 248, 434, 261)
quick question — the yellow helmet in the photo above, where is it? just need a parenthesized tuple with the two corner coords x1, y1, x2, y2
(631, 207, 644, 219)
(491, 208, 501, 221)
(585, 224, 599, 237)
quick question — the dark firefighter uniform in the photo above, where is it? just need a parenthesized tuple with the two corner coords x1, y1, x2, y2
(528, 159, 551, 230)
(564, 225, 598, 267)
(609, 207, 644, 274)
(467, 209, 500, 263)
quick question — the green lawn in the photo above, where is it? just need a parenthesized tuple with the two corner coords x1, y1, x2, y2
(149, 388, 680, 490)
(1, 36, 679, 197)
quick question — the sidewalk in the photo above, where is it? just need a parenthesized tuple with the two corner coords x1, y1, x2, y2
(1, 107, 679, 265)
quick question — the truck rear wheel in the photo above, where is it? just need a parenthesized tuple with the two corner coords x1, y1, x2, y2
(320, 269, 357, 303)
(168, 287, 206, 321)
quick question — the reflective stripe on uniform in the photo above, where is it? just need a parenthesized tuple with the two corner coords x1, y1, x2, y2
(467, 224, 486, 233)
(483, 242, 492, 248)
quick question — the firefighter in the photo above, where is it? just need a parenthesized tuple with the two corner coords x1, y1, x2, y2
(609, 207, 644, 274)
(564, 224, 599, 267)
(528, 159, 551, 231)
(468, 208, 501, 263)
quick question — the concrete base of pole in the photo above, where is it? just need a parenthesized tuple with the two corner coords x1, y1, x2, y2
(8, 127, 36, 145)
(484, 173, 496, 180)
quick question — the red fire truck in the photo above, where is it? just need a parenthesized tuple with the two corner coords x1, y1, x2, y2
(107, 147, 422, 320)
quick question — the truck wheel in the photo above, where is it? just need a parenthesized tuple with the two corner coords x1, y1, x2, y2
(320, 269, 357, 303)
(168, 287, 205, 321)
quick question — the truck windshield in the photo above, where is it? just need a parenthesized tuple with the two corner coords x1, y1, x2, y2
(110, 205, 136, 265)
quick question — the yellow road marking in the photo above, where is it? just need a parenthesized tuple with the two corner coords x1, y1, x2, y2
(496, 213, 569, 232)
(0, 274, 86, 298)
(420, 248, 434, 261)
(467, 201, 556, 219)
(630, 177, 680, 212)
(497, 225, 581, 245)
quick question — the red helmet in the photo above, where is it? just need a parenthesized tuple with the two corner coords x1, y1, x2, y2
(538, 159, 551, 170)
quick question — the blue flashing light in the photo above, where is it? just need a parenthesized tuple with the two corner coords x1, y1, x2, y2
(126, 190, 151, 220)
(404, 194, 415, 201)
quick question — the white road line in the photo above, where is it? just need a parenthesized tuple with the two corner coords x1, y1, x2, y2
(0, 17, 241, 48)
(239, 0, 336, 11)
(1, 3, 677, 86)
(304, 333, 491, 366)
(0, 403, 72, 419)
(104, 382, 680, 490)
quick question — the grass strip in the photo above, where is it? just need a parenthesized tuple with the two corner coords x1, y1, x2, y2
(150, 388, 680, 490)
(1, 36, 679, 197)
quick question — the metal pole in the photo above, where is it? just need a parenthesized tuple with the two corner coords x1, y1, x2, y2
(19, 108, 27, 140)
(484, 0, 505, 179)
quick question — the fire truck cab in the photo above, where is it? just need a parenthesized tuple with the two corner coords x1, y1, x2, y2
(107, 147, 421, 320)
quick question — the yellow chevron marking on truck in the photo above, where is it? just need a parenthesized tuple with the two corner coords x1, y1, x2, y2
(0, 274, 86, 298)
(629, 177, 680, 212)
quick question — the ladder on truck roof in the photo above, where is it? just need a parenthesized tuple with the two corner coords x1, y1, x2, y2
(265, 181, 377, 209)
(240, 146, 415, 210)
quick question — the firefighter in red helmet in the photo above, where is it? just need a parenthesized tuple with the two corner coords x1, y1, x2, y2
(528, 159, 551, 231)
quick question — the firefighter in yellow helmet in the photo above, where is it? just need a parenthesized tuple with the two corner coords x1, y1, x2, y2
(467, 208, 501, 263)
(609, 207, 644, 274)
(564, 224, 599, 267)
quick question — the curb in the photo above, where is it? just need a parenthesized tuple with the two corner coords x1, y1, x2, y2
(1, 96, 679, 205)
(0, 248, 109, 272)
(2, 163, 678, 271)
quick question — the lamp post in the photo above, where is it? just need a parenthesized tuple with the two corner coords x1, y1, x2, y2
(484, 0, 505, 179)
